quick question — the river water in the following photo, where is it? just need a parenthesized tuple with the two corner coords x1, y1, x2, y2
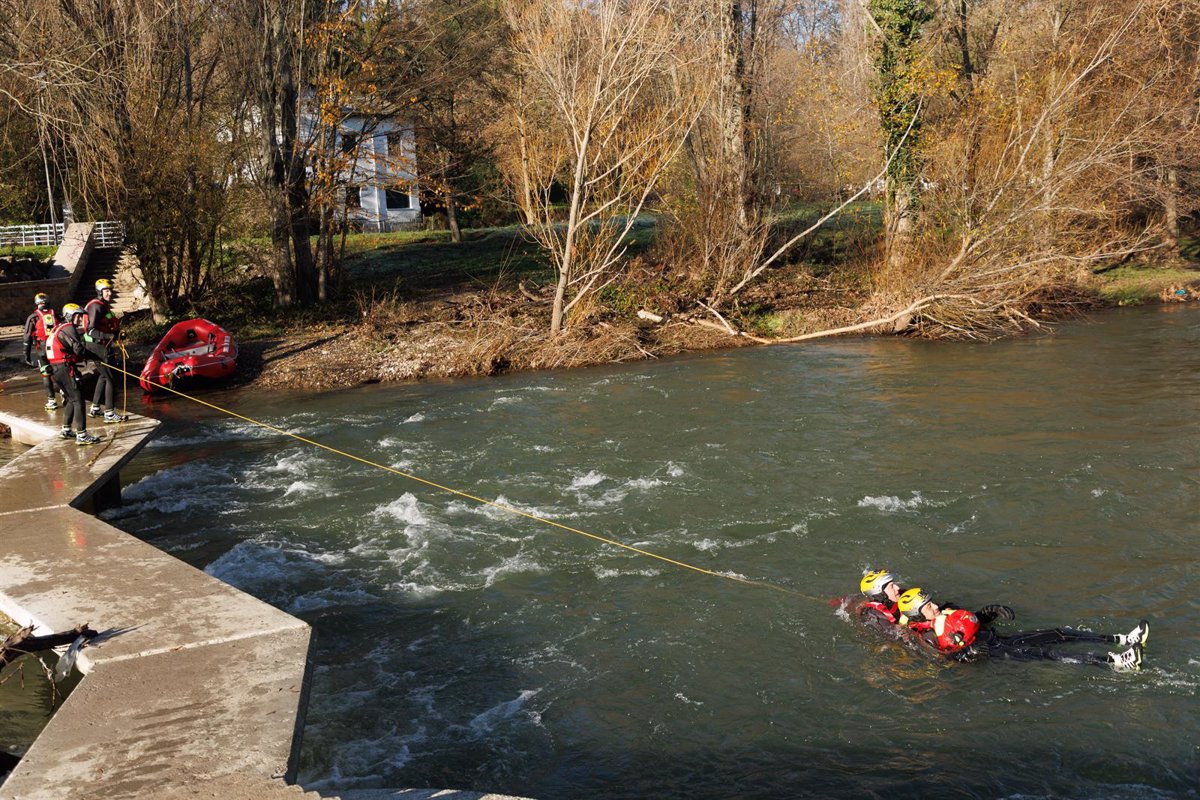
(105, 304, 1199, 799)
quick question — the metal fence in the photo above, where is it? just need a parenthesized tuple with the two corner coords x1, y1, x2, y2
(0, 223, 64, 247)
(0, 220, 125, 249)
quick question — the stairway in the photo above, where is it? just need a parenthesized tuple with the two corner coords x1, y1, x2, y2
(73, 246, 147, 314)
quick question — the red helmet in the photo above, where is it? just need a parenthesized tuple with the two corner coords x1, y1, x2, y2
(933, 608, 980, 651)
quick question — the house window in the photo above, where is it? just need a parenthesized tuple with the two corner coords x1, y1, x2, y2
(385, 189, 411, 209)
(345, 186, 361, 208)
(341, 132, 360, 154)
(386, 131, 406, 157)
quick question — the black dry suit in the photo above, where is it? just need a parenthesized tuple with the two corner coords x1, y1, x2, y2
(944, 605, 1121, 667)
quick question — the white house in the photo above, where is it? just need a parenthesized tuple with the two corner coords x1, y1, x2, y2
(334, 116, 422, 232)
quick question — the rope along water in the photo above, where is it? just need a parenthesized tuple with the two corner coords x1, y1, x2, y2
(108, 362, 802, 598)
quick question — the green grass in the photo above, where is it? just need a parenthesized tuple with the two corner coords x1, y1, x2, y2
(345, 225, 554, 290)
(1094, 262, 1200, 306)
(1, 245, 56, 260)
(186, 205, 876, 341)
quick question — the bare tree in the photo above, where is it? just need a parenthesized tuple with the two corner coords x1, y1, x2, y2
(388, 0, 507, 243)
(504, 0, 708, 335)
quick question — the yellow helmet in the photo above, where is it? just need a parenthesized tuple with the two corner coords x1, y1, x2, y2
(34, 292, 50, 306)
(62, 303, 83, 319)
(95, 278, 113, 294)
(860, 570, 895, 598)
(898, 587, 932, 618)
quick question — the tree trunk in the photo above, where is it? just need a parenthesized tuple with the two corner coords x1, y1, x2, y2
(1164, 166, 1179, 253)
(515, 106, 537, 226)
(887, 179, 914, 269)
(276, 5, 315, 307)
(445, 189, 462, 243)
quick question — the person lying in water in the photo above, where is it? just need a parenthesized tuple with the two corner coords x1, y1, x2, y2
(855, 569, 1011, 630)
(897, 587, 1149, 672)
(856, 569, 905, 628)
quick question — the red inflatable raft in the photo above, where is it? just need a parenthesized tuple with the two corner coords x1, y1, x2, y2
(139, 318, 238, 392)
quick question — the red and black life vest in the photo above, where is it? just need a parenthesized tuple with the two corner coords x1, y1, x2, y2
(86, 298, 120, 336)
(46, 323, 77, 365)
(859, 600, 899, 625)
(34, 309, 57, 342)
(932, 609, 980, 652)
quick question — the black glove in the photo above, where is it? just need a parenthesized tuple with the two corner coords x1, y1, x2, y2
(23, 347, 33, 367)
(955, 644, 984, 662)
(976, 604, 1015, 624)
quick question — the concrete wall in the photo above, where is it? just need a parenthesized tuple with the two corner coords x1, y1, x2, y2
(0, 223, 94, 325)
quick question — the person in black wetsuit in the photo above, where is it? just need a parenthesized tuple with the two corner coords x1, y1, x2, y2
(21, 293, 60, 409)
(920, 605, 1149, 672)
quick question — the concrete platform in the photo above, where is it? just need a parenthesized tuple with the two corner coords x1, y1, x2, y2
(0, 376, 315, 800)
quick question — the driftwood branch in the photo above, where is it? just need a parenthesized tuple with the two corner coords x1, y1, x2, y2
(691, 294, 970, 345)
(0, 624, 98, 671)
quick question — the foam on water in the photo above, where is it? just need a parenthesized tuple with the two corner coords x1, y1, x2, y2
(204, 540, 332, 604)
(287, 587, 378, 615)
(283, 480, 326, 498)
(372, 493, 429, 528)
(265, 449, 326, 475)
(568, 471, 608, 490)
(403, 413, 426, 423)
(857, 491, 928, 512)
(593, 566, 662, 579)
(463, 494, 572, 521)
(479, 552, 546, 586)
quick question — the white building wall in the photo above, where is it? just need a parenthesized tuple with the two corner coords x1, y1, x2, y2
(339, 118, 421, 232)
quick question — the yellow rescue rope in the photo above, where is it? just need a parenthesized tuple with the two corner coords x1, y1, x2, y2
(106, 361, 803, 598)
(118, 338, 129, 419)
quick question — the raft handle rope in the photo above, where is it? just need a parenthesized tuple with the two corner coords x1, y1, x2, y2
(106, 361, 807, 599)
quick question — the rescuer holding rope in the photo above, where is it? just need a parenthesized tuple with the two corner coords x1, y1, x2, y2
(47, 303, 100, 445)
(84, 278, 126, 423)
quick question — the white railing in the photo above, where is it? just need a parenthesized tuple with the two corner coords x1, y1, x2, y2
(0, 223, 64, 247)
(0, 220, 125, 248)
(93, 221, 125, 248)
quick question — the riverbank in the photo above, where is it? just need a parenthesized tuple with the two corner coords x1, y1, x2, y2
(182, 252, 1200, 394)
(1, 220, 1197, 393)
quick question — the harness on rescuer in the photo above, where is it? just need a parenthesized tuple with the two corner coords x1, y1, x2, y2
(47, 304, 84, 365)
(47, 322, 78, 365)
(34, 308, 57, 341)
(32, 293, 55, 342)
